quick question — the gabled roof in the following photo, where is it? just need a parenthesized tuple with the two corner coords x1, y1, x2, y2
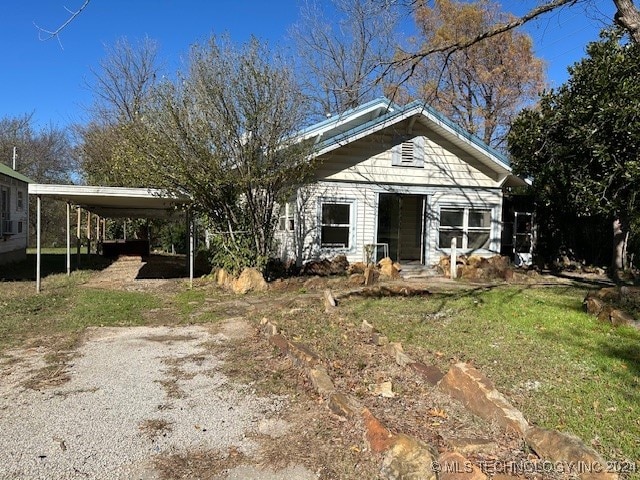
(302, 97, 514, 178)
(0, 163, 34, 184)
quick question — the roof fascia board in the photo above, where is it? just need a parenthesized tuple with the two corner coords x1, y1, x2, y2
(28, 184, 190, 201)
(299, 97, 397, 141)
(314, 106, 420, 157)
(0, 163, 34, 184)
(417, 104, 511, 173)
(314, 102, 513, 175)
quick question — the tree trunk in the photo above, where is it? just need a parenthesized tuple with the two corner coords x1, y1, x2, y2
(613, 0, 640, 43)
(612, 218, 626, 281)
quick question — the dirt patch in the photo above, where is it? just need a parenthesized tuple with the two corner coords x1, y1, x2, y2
(154, 446, 246, 480)
(139, 418, 174, 440)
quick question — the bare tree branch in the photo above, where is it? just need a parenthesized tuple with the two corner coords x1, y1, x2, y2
(34, 0, 91, 48)
(387, 0, 581, 83)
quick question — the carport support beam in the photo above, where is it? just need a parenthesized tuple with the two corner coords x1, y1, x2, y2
(76, 207, 82, 269)
(36, 195, 42, 293)
(66, 202, 71, 275)
(188, 210, 194, 288)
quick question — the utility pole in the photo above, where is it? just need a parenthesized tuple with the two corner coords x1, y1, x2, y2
(12, 147, 16, 170)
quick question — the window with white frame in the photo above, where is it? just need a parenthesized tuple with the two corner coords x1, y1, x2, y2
(17, 190, 24, 211)
(320, 201, 352, 248)
(392, 136, 425, 168)
(278, 201, 295, 232)
(438, 207, 492, 250)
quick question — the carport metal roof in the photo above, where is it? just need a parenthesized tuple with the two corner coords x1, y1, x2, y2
(28, 184, 195, 292)
(28, 184, 191, 218)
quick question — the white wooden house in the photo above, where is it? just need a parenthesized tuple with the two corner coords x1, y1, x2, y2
(0, 163, 32, 265)
(276, 98, 525, 267)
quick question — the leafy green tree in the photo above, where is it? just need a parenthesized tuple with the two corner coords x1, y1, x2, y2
(508, 29, 640, 277)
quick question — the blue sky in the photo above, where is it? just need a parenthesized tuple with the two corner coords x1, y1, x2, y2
(0, 0, 617, 130)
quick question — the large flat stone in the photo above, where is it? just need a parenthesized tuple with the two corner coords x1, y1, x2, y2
(381, 434, 438, 480)
(437, 452, 487, 480)
(438, 363, 529, 436)
(525, 427, 618, 480)
(328, 392, 360, 419)
(362, 407, 396, 453)
(410, 362, 444, 385)
(308, 366, 334, 396)
(287, 341, 321, 368)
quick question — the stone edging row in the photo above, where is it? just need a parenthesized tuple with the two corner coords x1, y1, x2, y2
(258, 288, 621, 480)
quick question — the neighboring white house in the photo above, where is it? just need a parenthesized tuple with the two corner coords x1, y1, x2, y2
(0, 163, 32, 265)
(276, 98, 525, 267)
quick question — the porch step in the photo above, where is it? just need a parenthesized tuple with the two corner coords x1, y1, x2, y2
(399, 264, 441, 279)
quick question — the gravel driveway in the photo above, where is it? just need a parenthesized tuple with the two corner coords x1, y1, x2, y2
(0, 319, 317, 480)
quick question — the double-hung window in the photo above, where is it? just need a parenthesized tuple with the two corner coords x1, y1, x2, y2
(278, 201, 295, 232)
(320, 201, 352, 248)
(439, 207, 492, 250)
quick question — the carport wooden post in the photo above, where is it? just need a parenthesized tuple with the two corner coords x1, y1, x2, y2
(36, 195, 41, 293)
(66, 202, 71, 276)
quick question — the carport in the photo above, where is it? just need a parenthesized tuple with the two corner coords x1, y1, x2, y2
(27, 184, 193, 292)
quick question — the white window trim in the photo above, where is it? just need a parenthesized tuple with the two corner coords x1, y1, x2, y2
(392, 136, 425, 168)
(278, 201, 295, 232)
(318, 197, 356, 252)
(16, 190, 24, 212)
(437, 205, 498, 252)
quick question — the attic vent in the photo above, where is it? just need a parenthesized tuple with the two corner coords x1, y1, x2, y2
(392, 136, 424, 168)
(400, 141, 414, 163)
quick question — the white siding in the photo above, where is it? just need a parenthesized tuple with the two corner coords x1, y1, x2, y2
(280, 180, 503, 267)
(286, 182, 378, 265)
(0, 177, 29, 265)
(280, 120, 508, 267)
(315, 129, 502, 189)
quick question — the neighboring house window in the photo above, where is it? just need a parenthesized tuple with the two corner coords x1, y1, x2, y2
(17, 190, 24, 211)
(18, 221, 23, 234)
(392, 136, 425, 168)
(439, 207, 492, 250)
(278, 202, 295, 232)
(320, 201, 352, 248)
(1, 187, 10, 235)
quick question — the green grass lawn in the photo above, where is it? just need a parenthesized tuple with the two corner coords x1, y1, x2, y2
(0, 271, 161, 352)
(342, 285, 640, 463)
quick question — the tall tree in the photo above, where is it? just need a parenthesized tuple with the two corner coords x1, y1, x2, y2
(76, 37, 161, 186)
(291, 0, 401, 116)
(0, 114, 74, 245)
(398, 0, 545, 148)
(125, 36, 314, 272)
(508, 29, 640, 278)
(390, 0, 640, 76)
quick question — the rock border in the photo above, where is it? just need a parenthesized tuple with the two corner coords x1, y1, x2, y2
(256, 288, 622, 480)
(583, 287, 640, 329)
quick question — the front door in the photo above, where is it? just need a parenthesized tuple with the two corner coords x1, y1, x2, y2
(377, 194, 426, 263)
